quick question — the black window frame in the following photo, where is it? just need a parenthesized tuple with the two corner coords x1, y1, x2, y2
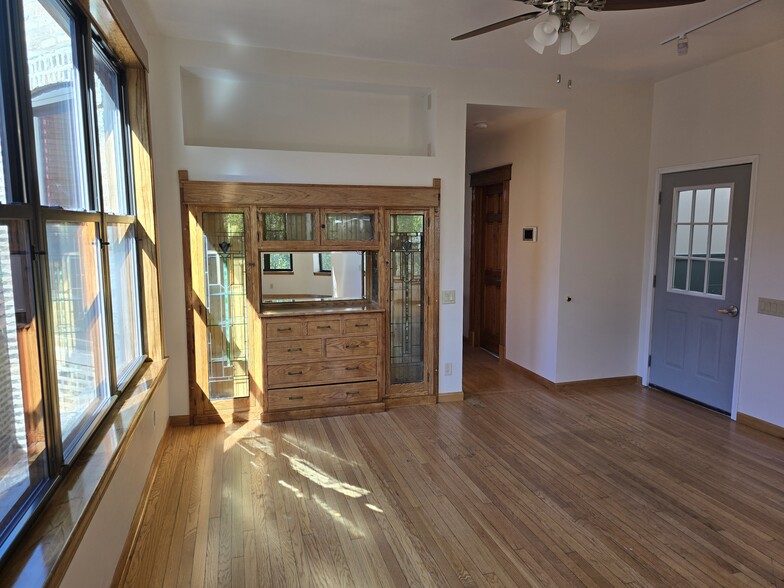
(263, 252, 293, 272)
(0, 0, 147, 563)
(318, 252, 332, 273)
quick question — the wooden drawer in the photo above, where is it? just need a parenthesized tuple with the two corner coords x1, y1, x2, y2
(267, 381, 378, 411)
(266, 320, 304, 340)
(266, 339, 323, 364)
(267, 358, 378, 387)
(343, 315, 378, 336)
(325, 336, 377, 359)
(306, 319, 341, 337)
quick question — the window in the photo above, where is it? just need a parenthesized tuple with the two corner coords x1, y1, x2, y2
(24, 0, 90, 211)
(0, 220, 47, 550)
(263, 253, 293, 272)
(0, 0, 146, 558)
(670, 186, 731, 297)
(318, 253, 332, 273)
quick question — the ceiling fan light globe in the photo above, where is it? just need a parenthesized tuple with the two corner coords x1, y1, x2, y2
(525, 35, 546, 54)
(571, 14, 599, 46)
(558, 31, 581, 55)
(533, 20, 559, 46)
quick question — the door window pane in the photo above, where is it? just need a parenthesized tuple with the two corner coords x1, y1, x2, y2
(47, 222, 109, 450)
(23, 0, 90, 211)
(676, 190, 693, 223)
(707, 262, 725, 296)
(107, 224, 141, 380)
(691, 225, 709, 257)
(93, 47, 128, 215)
(694, 189, 712, 223)
(689, 260, 706, 292)
(389, 214, 424, 384)
(203, 213, 249, 400)
(713, 188, 731, 223)
(0, 221, 47, 541)
(710, 225, 728, 259)
(674, 225, 690, 256)
(672, 259, 688, 291)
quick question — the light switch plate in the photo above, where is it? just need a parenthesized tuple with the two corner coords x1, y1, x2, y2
(442, 290, 456, 304)
(758, 297, 784, 318)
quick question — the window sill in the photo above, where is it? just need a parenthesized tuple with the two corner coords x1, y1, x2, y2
(263, 270, 294, 275)
(313, 271, 332, 276)
(0, 357, 169, 587)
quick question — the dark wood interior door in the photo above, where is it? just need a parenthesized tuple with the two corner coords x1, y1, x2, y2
(478, 183, 504, 356)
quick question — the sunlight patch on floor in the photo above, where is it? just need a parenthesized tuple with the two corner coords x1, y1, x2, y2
(283, 453, 369, 498)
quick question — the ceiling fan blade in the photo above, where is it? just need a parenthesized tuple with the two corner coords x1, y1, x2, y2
(601, 0, 705, 10)
(452, 11, 541, 41)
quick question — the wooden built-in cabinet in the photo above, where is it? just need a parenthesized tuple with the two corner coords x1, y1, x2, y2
(180, 171, 441, 423)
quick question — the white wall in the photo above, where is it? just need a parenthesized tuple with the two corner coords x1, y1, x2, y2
(147, 36, 654, 415)
(644, 38, 784, 427)
(465, 111, 566, 381)
(180, 67, 431, 155)
(61, 375, 170, 587)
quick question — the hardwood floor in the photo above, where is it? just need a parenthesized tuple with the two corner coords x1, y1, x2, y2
(118, 348, 784, 587)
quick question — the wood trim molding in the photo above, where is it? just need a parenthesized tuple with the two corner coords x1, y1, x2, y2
(502, 358, 639, 391)
(111, 423, 173, 586)
(470, 164, 512, 187)
(438, 392, 464, 403)
(556, 376, 640, 390)
(76, 0, 148, 69)
(503, 358, 557, 391)
(737, 413, 784, 440)
(0, 359, 169, 587)
(179, 172, 441, 208)
(169, 415, 191, 427)
(384, 396, 437, 409)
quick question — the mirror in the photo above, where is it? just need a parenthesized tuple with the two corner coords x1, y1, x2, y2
(261, 251, 378, 304)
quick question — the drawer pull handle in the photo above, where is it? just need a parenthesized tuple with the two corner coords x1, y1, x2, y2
(288, 395, 304, 400)
(277, 327, 292, 332)
(355, 323, 369, 327)
(288, 370, 304, 375)
(288, 348, 302, 352)
(346, 391, 360, 396)
(345, 344, 360, 349)
(345, 366, 360, 371)
(316, 325, 332, 330)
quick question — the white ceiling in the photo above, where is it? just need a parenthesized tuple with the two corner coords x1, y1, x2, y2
(140, 0, 784, 82)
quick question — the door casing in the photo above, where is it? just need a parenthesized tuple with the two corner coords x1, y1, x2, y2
(641, 156, 758, 420)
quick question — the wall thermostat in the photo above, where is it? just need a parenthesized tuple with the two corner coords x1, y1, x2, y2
(522, 227, 538, 242)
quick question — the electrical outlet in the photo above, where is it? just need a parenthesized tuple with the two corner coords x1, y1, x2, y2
(442, 290, 456, 304)
(444, 362, 452, 376)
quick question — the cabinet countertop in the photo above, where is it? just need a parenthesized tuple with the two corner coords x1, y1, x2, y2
(260, 302, 384, 318)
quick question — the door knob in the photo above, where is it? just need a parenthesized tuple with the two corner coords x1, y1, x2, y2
(718, 305, 739, 318)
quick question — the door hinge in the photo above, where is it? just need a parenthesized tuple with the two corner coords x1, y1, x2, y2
(658, 191, 662, 205)
(653, 275, 657, 288)
(648, 355, 652, 367)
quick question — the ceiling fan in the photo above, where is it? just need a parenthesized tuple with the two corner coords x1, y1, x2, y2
(452, 0, 706, 55)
